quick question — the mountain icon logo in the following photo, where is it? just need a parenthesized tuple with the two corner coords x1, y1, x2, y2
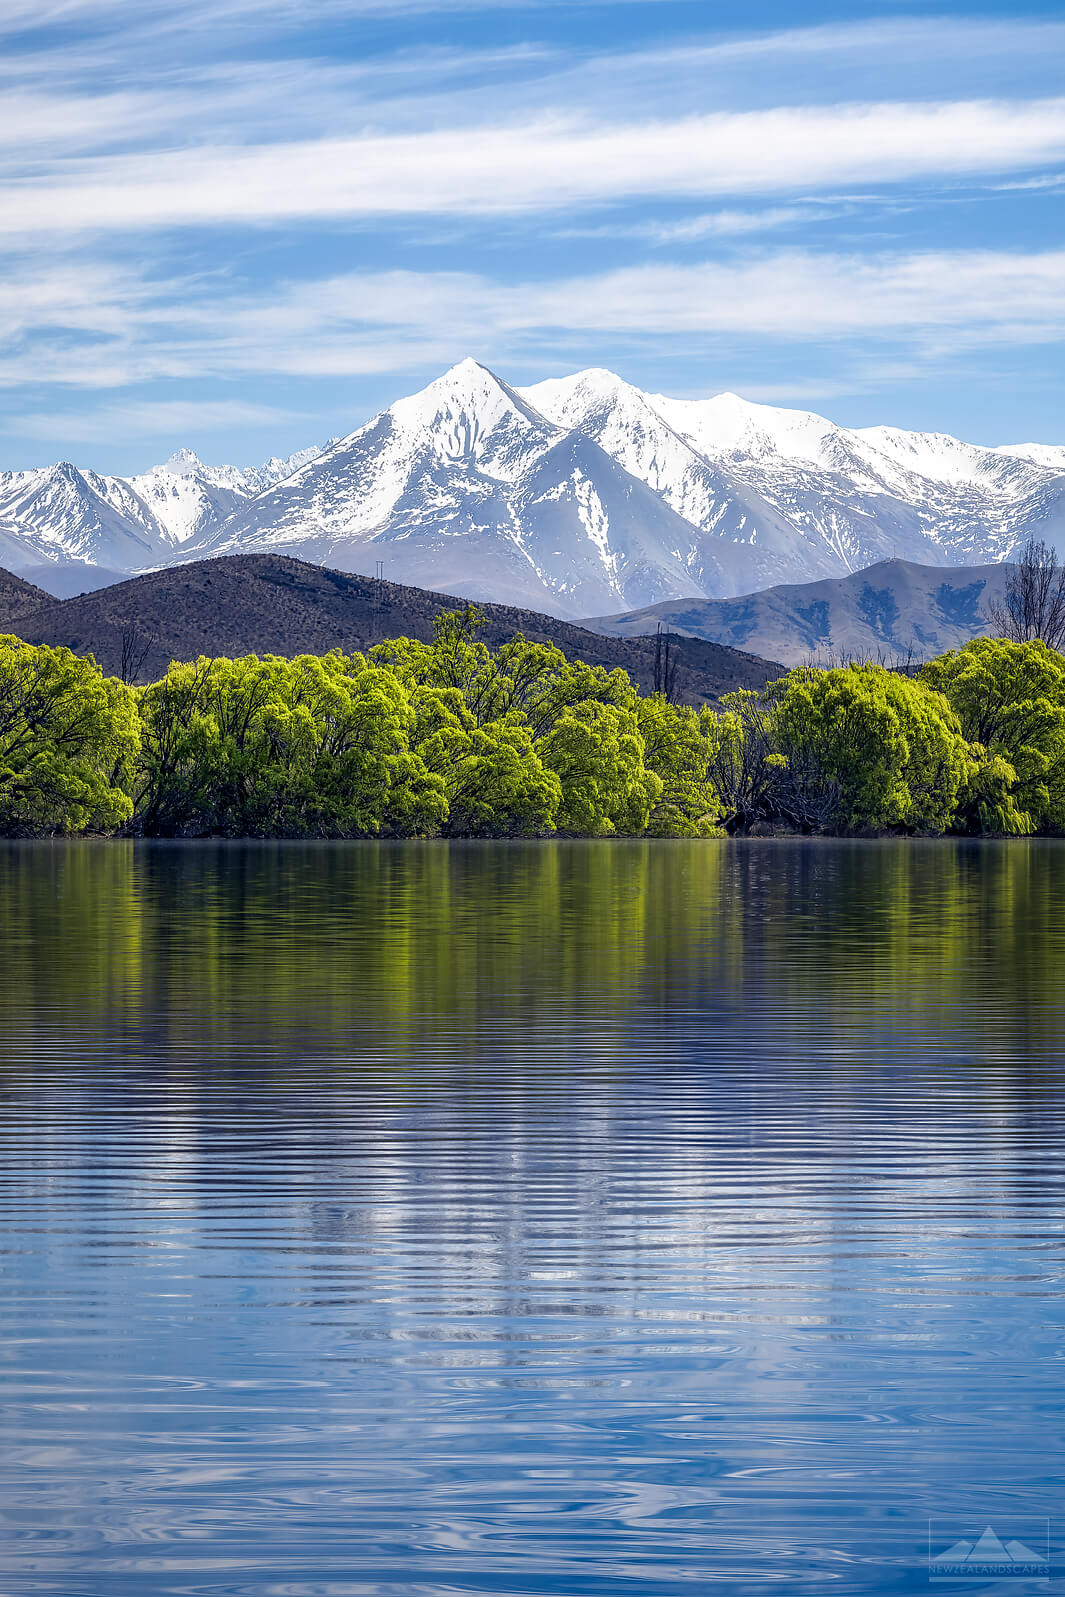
(929, 1520, 1050, 1581)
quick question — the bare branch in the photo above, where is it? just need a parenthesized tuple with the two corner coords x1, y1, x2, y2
(990, 540, 1065, 651)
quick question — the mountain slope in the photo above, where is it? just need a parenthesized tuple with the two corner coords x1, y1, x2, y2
(583, 559, 1012, 666)
(0, 443, 326, 574)
(2, 554, 782, 701)
(0, 568, 52, 624)
(526, 373, 1065, 584)
(128, 445, 326, 546)
(183, 360, 749, 617)
(0, 463, 162, 572)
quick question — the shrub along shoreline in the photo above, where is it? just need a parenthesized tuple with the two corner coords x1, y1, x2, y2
(1, 607, 1063, 840)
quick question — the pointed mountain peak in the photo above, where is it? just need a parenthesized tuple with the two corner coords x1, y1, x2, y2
(446, 355, 493, 378)
(524, 366, 637, 400)
(396, 357, 518, 410)
(563, 366, 630, 392)
(519, 369, 657, 435)
(163, 448, 205, 471)
(419, 357, 519, 405)
(386, 359, 561, 474)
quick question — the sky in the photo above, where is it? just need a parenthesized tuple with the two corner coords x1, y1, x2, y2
(2, 0, 1064, 472)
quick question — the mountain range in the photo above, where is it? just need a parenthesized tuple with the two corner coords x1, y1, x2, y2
(3, 359, 1062, 620)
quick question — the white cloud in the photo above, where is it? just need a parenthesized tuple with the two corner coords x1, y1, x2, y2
(0, 0, 676, 43)
(992, 172, 1065, 192)
(1, 99, 1064, 236)
(556, 206, 840, 244)
(5, 246, 1065, 394)
(519, 250, 1065, 339)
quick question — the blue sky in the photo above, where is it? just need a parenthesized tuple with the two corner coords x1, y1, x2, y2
(2, 0, 1064, 471)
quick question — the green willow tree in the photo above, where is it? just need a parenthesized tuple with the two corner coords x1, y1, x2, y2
(0, 605, 1062, 841)
(921, 638, 1065, 833)
(374, 607, 679, 835)
(0, 637, 139, 835)
(710, 664, 1012, 835)
(769, 665, 977, 832)
(410, 687, 562, 837)
(636, 696, 724, 836)
(135, 651, 447, 837)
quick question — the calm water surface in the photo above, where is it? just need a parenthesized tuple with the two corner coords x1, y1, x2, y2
(1, 840, 1064, 1595)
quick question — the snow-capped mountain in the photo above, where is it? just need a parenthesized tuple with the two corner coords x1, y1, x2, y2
(0, 461, 161, 573)
(525, 371, 1065, 586)
(0, 360, 1062, 618)
(128, 445, 327, 546)
(994, 442, 1065, 473)
(184, 360, 752, 614)
(0, 442, 325, 575)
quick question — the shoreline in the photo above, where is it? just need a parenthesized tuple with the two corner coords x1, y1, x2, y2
(1, 832, 1054, 846)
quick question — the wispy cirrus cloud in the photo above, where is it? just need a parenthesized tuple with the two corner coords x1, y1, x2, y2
(1, 7, 1063, 461)
(5, 247, 1065, 394)
(0, 0, 645, 28)
(554, 205, 846, 244)
(1, 99, 1065, 237)
(214, 248, 1065, 353)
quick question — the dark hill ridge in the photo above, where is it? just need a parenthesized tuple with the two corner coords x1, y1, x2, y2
(582, 558, 1013, 666)
(0, 555, 783, 704)
(0, 566, 52, 622)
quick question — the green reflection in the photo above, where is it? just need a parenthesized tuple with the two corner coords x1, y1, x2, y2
(0, 840, 1063, 1069)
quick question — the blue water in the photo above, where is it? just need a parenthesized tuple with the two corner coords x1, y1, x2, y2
(1, 839, 1063, 1594)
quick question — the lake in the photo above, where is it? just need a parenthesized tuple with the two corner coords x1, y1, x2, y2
(1, 839, 1063, 1594)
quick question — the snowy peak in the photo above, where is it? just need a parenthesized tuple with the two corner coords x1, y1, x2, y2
(994, 441, 1065, 473)
(129, 441, 325, 545)
(853, 424, 1039, 490)
(162, 448, 204, 472)
(181, 359, 732, 617)
(182, 362, 1065, 614)
(388, 359, 562, 481)
(649, 389, 874, 479)
(0, 460, 159, 570)
(522, 367, 643, 423)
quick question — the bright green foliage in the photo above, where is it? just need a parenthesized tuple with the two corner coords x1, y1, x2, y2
(373, 607, 635, 733)
(0, 637, 139, 834)
(375, 609, 652, 835)
(921, 638, 1065, 832)
(411, 688, 561, 836)
(637, 696, 724, 835)
(768, 664, 976, 832)
(712, 664, 984, 833)
(538, 700, 661, 834)
(136, 651, 446, 837)
(3, 611, 1063, 840)
(953, 751, 1030, 836)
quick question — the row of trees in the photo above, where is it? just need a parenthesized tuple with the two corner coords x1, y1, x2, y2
(2, 607, 1065, 839)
